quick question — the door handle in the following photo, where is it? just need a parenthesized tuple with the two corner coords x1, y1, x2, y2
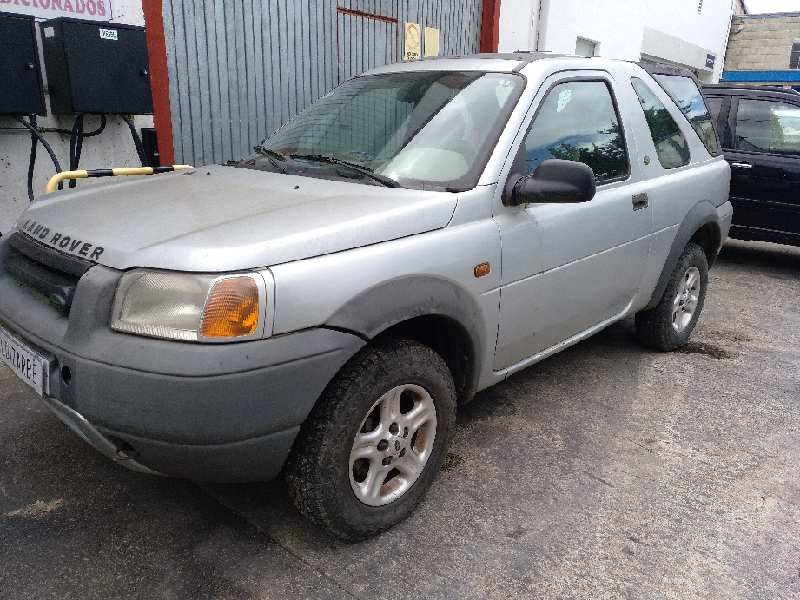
(730, 162, 752, 169)
(632, 192, 649, 211)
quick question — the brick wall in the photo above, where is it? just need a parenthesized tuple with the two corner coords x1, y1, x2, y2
(725, 14, 800, 71)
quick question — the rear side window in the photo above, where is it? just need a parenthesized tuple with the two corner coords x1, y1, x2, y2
(631, 77, 690, 169)
(522, 80, 629, 183)
(653, 74, 721, 155)
(735, 99, 800, 155)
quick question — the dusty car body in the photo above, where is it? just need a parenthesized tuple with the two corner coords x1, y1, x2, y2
(0, 54, 731, 539)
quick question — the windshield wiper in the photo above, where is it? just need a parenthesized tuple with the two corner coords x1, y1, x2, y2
(253, 146, 289, 173)
(287, 154, 400, 188)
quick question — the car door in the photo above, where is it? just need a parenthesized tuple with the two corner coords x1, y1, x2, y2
(493, 73, 652, 372)
(726, 97, 800, 239)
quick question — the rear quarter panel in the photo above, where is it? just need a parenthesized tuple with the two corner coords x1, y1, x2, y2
(634, 157, 730, 309)
(624, 67, 731, 309)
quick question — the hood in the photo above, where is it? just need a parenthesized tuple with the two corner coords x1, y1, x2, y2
(14, 165, 457, 272)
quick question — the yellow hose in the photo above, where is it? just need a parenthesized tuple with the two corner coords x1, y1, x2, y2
(45, 170, 89, 193)
(45, 165, 194, 194)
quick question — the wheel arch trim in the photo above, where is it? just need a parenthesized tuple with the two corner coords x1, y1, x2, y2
(646, 201, 722, 310)
(324, 275, 486, 402)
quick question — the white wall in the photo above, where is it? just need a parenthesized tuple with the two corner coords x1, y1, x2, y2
(0, 0, 151, 234)
(499, 0, 733, 82)
(498, 0, 539, 52)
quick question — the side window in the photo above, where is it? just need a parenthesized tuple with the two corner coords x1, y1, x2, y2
(790, 41, 800, 69)
(631, 77, 691, 169)
(705, 97, 724, 123)
(704, 96, 726, 147)
(653, 74, 721, 155)
(522, 80, 629, 183)
(735, 99, 800, 156)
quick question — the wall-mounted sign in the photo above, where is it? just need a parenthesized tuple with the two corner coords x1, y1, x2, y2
(404, 22, 420, 61)
(99, 26, 117, 40)
(0, 0, 113, 22)
(705, 53, 716, 69)
(424, 26, 440, 57)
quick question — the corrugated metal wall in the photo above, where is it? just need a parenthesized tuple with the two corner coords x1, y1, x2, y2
(162, 0, 483, 166)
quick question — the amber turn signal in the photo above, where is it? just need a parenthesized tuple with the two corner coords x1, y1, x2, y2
(474, 262, 491, 278)
(200, 276, 260, 338)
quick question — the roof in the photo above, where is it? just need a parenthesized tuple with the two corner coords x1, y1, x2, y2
(705, 83, 799, 92)
(414, 52, 571, 72)
(702, 84, 800, 100)
(638, 61, 700, 82)
(364, 52, 623, 76)
(419, 51, 569, 63)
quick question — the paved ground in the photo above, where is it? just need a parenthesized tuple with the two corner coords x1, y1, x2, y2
(1, 239, 798, 600)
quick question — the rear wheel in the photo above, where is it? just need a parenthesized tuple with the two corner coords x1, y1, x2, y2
(635, 242, 709, 351)
(286, 338, 456, 541)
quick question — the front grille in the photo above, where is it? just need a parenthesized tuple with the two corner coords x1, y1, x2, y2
(3, 232, 93, 316)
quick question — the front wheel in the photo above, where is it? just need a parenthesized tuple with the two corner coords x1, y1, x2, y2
(286, 338, 456, 541)
(635, 242, 709, 351)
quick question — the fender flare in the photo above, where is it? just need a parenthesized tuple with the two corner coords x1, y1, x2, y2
(646, 200, 722, 309)
(325, 275, 487, 399)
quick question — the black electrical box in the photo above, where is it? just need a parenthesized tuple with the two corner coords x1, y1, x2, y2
(0, 12, 45, 115)
(39, 18, 153, 114)
(141, 127, 160, 167)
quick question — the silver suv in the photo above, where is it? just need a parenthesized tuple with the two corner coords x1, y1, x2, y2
(0, 54, 732, 540)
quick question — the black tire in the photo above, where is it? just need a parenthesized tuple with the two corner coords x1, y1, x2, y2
(635, 242, 709, 352)
(285, 338, 457, 542)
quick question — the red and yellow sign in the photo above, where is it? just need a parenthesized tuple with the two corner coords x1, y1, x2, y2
(0, 0, 113, 22)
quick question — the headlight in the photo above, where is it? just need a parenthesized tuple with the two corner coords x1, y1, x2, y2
(111, 270, 266, 342)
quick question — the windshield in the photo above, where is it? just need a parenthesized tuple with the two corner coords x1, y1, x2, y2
(252, 71, 524, 191)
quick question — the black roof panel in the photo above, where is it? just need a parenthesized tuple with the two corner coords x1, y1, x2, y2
(702, 85, 800, 101)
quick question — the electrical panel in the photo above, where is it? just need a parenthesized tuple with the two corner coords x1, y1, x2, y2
(0, 12, 45, 115)
(141, 128, 160, 167)
(40, 18, 153, 115)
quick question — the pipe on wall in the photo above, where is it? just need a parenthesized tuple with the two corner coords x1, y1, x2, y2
(481, 0, 501, 52)
(142, 0, 175, 166)
(535, 0, 549, 51)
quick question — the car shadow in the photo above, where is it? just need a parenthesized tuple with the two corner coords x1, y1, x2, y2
(22, 236, 767, 561)
(460, 318, 639, 423)
(717, 239, 800, 278)
(204, 316, 647, 540)
(0, 390, 284, 599)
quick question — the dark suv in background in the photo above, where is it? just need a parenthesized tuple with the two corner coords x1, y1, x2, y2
(703, 85, 800, 247)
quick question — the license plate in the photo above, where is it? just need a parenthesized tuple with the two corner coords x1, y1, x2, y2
(0, 323, 50, 397)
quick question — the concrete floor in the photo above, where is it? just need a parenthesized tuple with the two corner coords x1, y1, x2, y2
(1, 239, 798, 600)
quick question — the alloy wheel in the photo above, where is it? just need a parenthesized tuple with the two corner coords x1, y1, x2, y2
(349, 384, 437, 507)
(672, 266, 701, 333)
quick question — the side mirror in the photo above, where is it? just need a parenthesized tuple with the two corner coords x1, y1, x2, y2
(504, 159, 597, 206)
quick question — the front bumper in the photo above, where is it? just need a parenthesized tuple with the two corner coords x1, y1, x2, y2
(30, 326, 360, 482)
(40, 393, 161, 476)
(0, 238, 365, 482)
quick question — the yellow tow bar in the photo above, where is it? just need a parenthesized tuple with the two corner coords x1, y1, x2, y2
(45, 165, 194, 194)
